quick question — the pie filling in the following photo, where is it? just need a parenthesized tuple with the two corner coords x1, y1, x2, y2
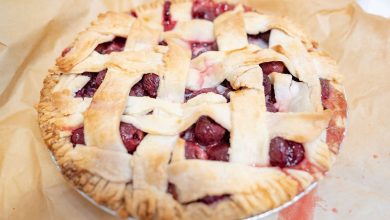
(192, 0, 234, 21)
(130, 10, 138, 17)
(181, 116, 230, 161)
(95, 37, 126, 55)
(320, 79, 330, 108)
(268, 137, 305, 168)
(163, 1, 177, 31)
(119, 122, 145, 154)
(59, 0, 344, 211)
(129, 73, 160, 98)
(73, 72, 156, 153)
(70, 123, 145, 154)
(185, 80, 233, 101)
(159, 40, 217, 58)
(75, 69, 107, 98)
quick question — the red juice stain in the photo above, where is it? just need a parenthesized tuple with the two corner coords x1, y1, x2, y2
(332, 208, 338, 213)
(278, 189, 318, 220)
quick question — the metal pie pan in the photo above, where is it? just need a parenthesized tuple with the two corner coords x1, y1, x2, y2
(49, 152, 317, 219)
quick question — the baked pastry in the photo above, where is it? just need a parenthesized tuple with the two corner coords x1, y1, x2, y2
(37, 0, 347, 219)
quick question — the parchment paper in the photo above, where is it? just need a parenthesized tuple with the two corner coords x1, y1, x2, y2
(0, 0, 389, 219)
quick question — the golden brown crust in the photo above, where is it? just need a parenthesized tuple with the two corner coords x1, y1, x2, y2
(37, 0, 348, 219)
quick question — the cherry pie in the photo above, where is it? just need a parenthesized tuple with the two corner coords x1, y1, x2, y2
(37, 0, 347, 219)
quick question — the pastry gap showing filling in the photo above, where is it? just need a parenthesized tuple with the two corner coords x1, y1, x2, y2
(259, 61, 301, 112)
(162, 1, 177, 31)
(69, 123, 145, 154)
(247, 31, 271, 49)
(268, 137, 305, 168)
(158, 40, 218, 59)
(75, 69, 107, 98)
(130, 10, 138, 17)
(119, 122, 145, 154)
(181, 116, 230, 161)
(184, 80, 233, 101)
(70, 127, 85, 145)
(129, 73, 160, 98)
(61, 47, 72, 57)
(189, 41, 218, 59)
(320, 79, 330, 109)
(192, 0, 235, 21)
(94, 37, 127, 54)
(167, 183, 230, 205)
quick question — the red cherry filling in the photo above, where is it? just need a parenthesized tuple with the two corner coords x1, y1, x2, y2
(190, 41, 218, 58)
(196, 194, 229, 205)
(185, 141, 209, 160)
(181, 116, 229, 161)
(94, 37, 126, 54)
(269, 137, 305, 168)
(75, 69, 107, 98)
(320, 79, 330, 106)
(130, 10, 137, 17)
(158, 40, 168, 46)
(71, 127, 85, 145)
(162, 1, 177, 31)
(195, 116, 226, 145)
(70, 123, 145, 154)
(185, 80, 233, 101)
(206, 142, 229, 161)
(262, 73, 278, 112)
(192, 0, 234, 21)
(260, 61, 285, 75)
(120, 122, 145, 154)
(129, 73, 160, 98)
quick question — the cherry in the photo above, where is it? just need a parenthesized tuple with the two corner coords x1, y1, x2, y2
(269, 137, 305, 168)
(206, 142, 229, 161)
(263, 73, 272, 96)
(192, 0, 234, 21)
(130, 10, 137, 17)
(94, 37, 126, 54)
(75, 69, 107, 98)
(192, 0, 216, 20)
(262, 73, 278, 112)
(162, 1, 177, 31)
(185, 141, 208, 160)
(320, 79, 330, 104)
(142, 73, 160, 98)
(185, 87, 218, 101)
(260, 61, 285, 75)
(119, 122, 145, 154)
(129, 73, 160, 98)
(129, 83, 145, 97)
(70, 127, 85, 145)
(194, 116, 226, 146)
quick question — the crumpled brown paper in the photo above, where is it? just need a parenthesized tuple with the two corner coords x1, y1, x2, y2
(0, 0, 389, 219)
